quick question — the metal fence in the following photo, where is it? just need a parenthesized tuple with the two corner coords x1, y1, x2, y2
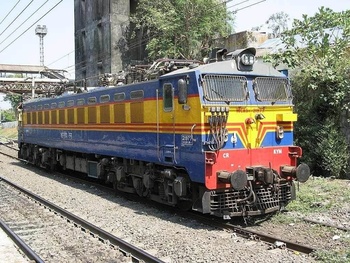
(1, 121, 18, 129)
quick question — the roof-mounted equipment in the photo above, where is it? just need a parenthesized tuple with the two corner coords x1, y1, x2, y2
(228, 47, 256, 71)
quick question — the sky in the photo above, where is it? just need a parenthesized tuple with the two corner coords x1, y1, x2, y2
(232, 0, 350, 31)
(0, 0, 349, 109)
(0, 0, 74, 73)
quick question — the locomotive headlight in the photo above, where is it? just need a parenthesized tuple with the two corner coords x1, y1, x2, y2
(241, 54, 255, 66)
(230, 47, 256, 71)
(276, 125, 284, 139)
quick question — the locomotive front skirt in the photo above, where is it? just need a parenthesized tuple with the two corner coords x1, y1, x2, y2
(18, 48, 310, 219)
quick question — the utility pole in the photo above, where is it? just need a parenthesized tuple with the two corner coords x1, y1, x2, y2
(35, 25, 48, 66)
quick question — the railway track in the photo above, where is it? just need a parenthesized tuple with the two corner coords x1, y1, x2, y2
(0, 141, 18, 151)
(303, 218, 350, 232)
(0, 147, 317, 257)
(187, 213, 317, 254)
(0, 218, 43, 262)
(0, 176, 164, 263)
(0, 142, 19, 160)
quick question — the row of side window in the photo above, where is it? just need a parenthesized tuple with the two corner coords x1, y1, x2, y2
(25, 91, 132, 111)
(22, 102, 145, 125)
(22, 85, 174, 125)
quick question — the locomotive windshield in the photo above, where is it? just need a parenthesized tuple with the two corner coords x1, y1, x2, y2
(253, 77, 290, 103)
(202, 74, 247, 103)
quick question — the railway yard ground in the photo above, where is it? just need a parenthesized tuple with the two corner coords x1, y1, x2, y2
(0, 127, 17, 142)
(0, 127, 349, 262)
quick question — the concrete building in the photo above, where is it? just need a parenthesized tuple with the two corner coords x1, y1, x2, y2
(74, 0, 269, 87)
(214, 31, 269, 54)
(74, 0, 139, 87)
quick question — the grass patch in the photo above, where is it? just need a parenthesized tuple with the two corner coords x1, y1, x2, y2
(0, 127, 18, 141)
(269, 212, 301, 224)
(275, 177, 350, 262)
(287, 177, 350, 214)
(315, 249, 350, 263)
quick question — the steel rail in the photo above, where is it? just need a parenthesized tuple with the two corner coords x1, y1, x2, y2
(0, 141, 18, 151)
(0, 177, 165, 263)
(224, 222, 316, 254)
(0, 150, 316, 255)
(182, 212, 317, 255)
(0, 218, 44, 263)
(303, 218, 350, 232)
(0, 150, 18, 159)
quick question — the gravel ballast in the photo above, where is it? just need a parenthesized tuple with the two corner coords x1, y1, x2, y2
(0, 146, 315, 262)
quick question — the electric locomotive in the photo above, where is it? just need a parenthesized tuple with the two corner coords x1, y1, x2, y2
(18, 47, 310, 219)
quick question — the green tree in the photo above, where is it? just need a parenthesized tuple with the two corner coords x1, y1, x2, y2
(4, 94, 22, 114)
(1, 109, 16, 122)
(3, 73, 24, 117)
(265, 11, 290, 37)
(131, 0, 233, 60)
(266, 7, 350, 178)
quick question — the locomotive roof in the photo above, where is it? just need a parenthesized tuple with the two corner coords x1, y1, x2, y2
(160, 59, 286, 79)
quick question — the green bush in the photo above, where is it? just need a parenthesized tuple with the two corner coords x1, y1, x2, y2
(313, 121, 349, 178)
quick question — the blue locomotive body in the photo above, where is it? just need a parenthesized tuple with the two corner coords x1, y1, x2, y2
(18, 48, 310, 218)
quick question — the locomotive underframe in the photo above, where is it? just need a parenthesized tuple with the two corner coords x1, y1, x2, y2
(194, 181, 295, 218)
(18, 142, 295, 218)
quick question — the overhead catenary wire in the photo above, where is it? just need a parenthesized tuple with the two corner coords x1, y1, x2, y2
(0, 0, 63, 55)
(0, 0, 264, 71)
(66, 30, 161, 79)
(48, 0, 235, 69)
(0, 0, 22, 27)
(226, 0, 250, 9)
(47, 12, 133, 68)
(0, 0, 34, 38)
(231, 0, 266, 13)
(0, 0, 267, 86)
(47, 49, 75, 67)
(51, 0, 267, 80)
(0, 0, 50, 46)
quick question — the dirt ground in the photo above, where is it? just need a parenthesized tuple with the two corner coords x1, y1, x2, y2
(248, 177, 350, 262)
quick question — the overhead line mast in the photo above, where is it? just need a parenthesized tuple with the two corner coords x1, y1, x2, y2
(35, 25, 47, 66)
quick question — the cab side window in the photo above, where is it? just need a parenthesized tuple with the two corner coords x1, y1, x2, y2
(163, 83, 173, 112)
